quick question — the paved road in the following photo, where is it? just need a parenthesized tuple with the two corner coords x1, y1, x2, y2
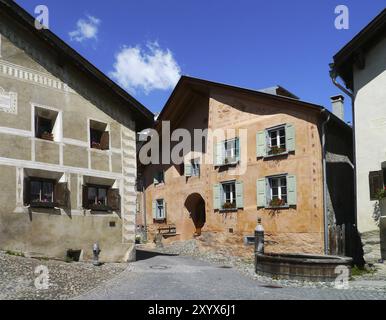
(79, 250, 386, 300)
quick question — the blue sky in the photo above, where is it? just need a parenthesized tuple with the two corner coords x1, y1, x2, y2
(17, 0, 386, 122)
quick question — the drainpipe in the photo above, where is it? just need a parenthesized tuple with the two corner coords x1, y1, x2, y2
(321, 109, 331, 255)
(329, 65, 357, 226)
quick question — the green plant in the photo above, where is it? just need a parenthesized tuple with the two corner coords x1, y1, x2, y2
(351, 266, 375, 277)
(6, 250, 25, 257)
(376, 187, 386, 201)
(222, 202, 236, 210)
(65, 256, 74, 263)
(269, 198, 286, 208)
(269, 146, 286, 155)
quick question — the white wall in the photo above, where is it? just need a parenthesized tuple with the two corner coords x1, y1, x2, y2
(354, 37, 386, 234)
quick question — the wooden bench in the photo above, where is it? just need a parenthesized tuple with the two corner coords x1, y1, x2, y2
(158, 225, 177, 237)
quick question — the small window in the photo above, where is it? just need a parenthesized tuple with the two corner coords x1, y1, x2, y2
(154, 171, 165, 185)
(35, 107, 59, 142)
(90, 120, 109, 150)
(87, 185, 109, 210)
(221, 181, 236, 210)
(191, 159, 200, 177)
(156, 199, 165, 220)
(30, 178, 55, 208)
(268, 176, 288, 208)
(267, 126, 286, 156)
(224, 139, 239, 165)
(369, 171, 384, 201)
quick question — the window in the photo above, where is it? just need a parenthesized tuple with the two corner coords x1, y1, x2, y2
(369, 171, 384, 201)
(256, 124, 295, 158)
(215, 138, 240, 166)
(87, 185, 108, 207)
(154, 171, 165, 185)
(213, 181, 244, 211)
(191, 159, 200, 177)
(268, 176, 287, 207)
(89, 120, 109, 150)
(153, 199, 166, 221)
(222, 182, 236, 210)
(257, 175, 297, 208)
(82, 184, 120, 212)
(34, 107, 59, 142)
(224, 139, 239, 164)
(268, 126, 286, 156)
(30, 178, 55, 207)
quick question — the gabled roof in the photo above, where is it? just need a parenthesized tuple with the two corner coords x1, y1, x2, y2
(332, 9, 386, 90)
(157, 76, 351, 132)
(0, 0, 154, 129)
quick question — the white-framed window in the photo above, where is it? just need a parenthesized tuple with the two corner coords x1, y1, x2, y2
(34, 106, 61, 142)
(89, 119, 110, 150)
(152, 199, 166, 221)
(268, 175, 288, 207)
(215, 138, 240, 166)
(268, 126, 286, 155)
(191, 159, 200, 177)
(221, 181, 236, 210)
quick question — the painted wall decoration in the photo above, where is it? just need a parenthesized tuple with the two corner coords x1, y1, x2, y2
(0, 86, 17, 114)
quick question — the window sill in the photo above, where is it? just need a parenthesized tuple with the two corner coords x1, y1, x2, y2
(265, 205, 290, 210)
(154, 219, 167, 224)
(89, 147, 110, 154)
(34, 138, 61, 145)
(215, 161, 240, 168)
(30, 202, 56, 209)
(263, 152, 289, 159)
(219, 208, 239, 212)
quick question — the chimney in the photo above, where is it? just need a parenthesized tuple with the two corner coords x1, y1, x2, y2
(331, 95, 345, 121)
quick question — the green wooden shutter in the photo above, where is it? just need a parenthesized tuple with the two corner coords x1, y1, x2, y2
(257, 179, 267, 207)
(214, 142, 224, 166)
(286, 124, 296, 153)
(185, 162, 192, 177)
(235, 138, 240, 162)
(213, 184, 221, 210)
(256, 131, 267, 158)
(287, 175, 297, 206)
(152, 200, 157, 219)
(153, 173, 159, 185)
(236, 181, 244, 208)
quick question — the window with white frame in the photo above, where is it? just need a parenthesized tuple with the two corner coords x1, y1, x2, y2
(30, 178, 55, 207)
(191, 159, 200, 177)
(221, 181, 236, 210)
(89, 120, 110, 150)
(34, 107, 60, 142)
(154, 199, 166, 220)
(224, 139, 238, 163)
(268, 175, 288, 207)
(268, 126, 286, 156)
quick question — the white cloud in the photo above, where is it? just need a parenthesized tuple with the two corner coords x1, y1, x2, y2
(69, 15, 101, 42)
(109, 42, 181, 94)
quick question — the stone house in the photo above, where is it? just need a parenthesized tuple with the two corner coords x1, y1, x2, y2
(0, 0, 153, 262)
(331, 9, 386, 263)
(140, 76, 355, 256)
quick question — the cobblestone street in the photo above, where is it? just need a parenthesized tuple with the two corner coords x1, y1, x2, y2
(79, 249, 386, 300)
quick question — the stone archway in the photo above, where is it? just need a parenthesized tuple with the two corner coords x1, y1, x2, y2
(185, 193, 206, 237)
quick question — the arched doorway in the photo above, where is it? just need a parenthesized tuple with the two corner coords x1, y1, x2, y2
(185, 193, 206, 237)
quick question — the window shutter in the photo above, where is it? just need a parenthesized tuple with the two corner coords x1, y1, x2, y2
(256, 131, 266, 158)
(23, 177, 31, 206)
(163, 201, 167, 220)
(107, 189, 121, 212)
(286, 124, 296, 153)
(213, 184, 221, 210)
(54, 182, 69, 208)
(287, 175, 297, 206)
(369, 171, 384, 200)
(214, 142, 223, 166)
(184, 162, 192, 177)
(152, 200, 157, 219)
(235, 138, 240, 162)
(257, 179, 266, 207)
(82, 185, 89, 209)
(100, 131, 110, 150)
(236, 181, 244, 209)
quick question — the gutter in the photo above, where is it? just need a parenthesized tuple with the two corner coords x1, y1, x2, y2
(321, 109, 331, 255)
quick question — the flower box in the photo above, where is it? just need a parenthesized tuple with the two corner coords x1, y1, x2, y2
(41, 132, 54, 141)
(269, 198, 286, 208)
